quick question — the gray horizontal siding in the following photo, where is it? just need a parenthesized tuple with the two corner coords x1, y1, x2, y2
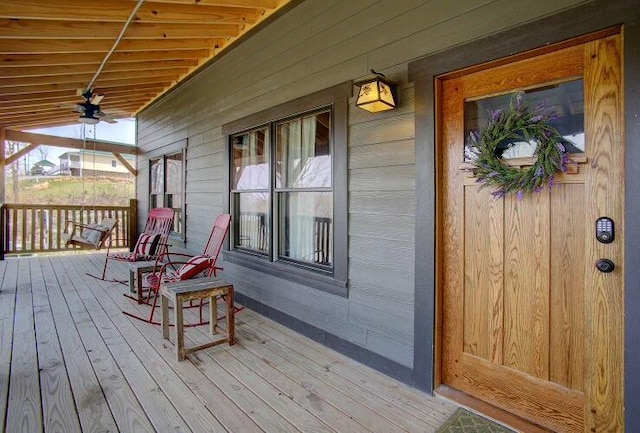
(137, 0, 595, 370)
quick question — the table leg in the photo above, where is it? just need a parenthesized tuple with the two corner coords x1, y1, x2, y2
(137, 268, 145, 304)
(227, 287, 235, 345)
(129, 268, 135, 293)
(161, 293, 170, 342)
(175, 296, 185, 361)
(209, 295, 217, 336)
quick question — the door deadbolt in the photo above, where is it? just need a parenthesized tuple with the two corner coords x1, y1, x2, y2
(596, 217, 614, 243)
(596, 259, 615, 273)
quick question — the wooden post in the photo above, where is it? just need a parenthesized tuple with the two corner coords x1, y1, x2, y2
(129, 198, 137, 251)
(0, 127, 5, 260)
(0, 204, 4, 261)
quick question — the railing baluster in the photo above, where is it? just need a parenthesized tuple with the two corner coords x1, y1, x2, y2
(56, 208, 61, 250)
(11, 208, 15, 253)
(29, 208, 35, 252)
(20, 208, 26, 253)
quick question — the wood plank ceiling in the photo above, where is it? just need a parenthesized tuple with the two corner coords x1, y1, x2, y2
(0, 0, 288, 130)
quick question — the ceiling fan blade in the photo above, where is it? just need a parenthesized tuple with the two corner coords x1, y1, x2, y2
(90, 94, 104, 105)
(96, 110, 118, 124)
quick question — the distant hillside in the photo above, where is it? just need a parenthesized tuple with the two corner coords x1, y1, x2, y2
(5, 176, 134, 206)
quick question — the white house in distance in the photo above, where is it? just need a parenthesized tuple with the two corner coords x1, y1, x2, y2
(58, 150, 135, 177)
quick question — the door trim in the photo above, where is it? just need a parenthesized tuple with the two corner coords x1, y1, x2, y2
(408, 0, 640, 430)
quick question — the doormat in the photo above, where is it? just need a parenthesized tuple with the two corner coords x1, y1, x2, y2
(437, 408, 515, 433)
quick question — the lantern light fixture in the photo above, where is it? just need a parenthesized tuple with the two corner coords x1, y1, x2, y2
(354, 70, 397, 113)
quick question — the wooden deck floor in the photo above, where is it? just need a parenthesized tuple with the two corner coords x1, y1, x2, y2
(0, 253, 457, 433)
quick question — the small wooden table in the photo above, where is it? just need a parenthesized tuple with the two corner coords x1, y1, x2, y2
(160, 277, 236, 361)
(128, 260, 157, 303)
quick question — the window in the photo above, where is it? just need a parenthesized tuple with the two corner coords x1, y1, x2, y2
(223, 83, 349, 295)
(464, 79, 585, 160)
(150, 150, 185, 237)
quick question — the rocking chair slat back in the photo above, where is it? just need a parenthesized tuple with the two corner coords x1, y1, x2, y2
(203, 214, 231, 276)
(143, 207, 175, 237)
(98, 207, 175, 281)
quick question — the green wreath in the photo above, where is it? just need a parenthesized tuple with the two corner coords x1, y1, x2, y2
(465, 95, 570, 200)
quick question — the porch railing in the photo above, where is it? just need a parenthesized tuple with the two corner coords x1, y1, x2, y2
(1, 200, 136, 258)
(237, 212, 332, 266)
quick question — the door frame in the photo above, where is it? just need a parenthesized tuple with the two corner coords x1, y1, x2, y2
(408, 0, 640, 428)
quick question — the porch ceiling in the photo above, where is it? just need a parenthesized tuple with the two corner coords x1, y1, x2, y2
(0, 0, 290, 131)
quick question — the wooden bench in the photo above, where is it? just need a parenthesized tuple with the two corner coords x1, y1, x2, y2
(160, 277, 236, 361)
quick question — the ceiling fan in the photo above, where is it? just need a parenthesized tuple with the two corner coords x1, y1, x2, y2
(75, 89, 117, 125)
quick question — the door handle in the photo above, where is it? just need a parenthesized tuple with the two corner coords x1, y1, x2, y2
(595, 259, 615, 273)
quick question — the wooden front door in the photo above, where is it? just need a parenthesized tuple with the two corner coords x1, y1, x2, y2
(438, 33, 624, 432)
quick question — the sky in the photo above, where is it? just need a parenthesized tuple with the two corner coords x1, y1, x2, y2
(29, 117, 136, 163)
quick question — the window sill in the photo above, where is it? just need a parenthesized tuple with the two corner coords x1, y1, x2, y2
(222, 250, 348, 297)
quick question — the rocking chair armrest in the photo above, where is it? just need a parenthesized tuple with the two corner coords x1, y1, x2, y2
(64, 220, 85, 232)
(65, 220, 108, 233)
(151, 260, 191, 281)
(156, 252, 195, 272)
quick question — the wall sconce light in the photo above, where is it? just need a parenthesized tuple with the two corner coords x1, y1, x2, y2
(355, 70, 398, 113)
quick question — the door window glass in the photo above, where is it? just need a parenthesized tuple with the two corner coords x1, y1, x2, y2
(464, 79, 584, 160)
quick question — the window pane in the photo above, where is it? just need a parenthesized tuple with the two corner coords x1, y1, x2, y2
(276, 111, 331, 188)
(279, 192, 332, 266)
(232, 128, 269, 190)
(167, 194, 182, 234)
(464, 79, 584, 160)
(166, 153, 182, 194)
(150, 158, 164, 194)
(150, 194, 163, 208)
(233, 192, 269, 253)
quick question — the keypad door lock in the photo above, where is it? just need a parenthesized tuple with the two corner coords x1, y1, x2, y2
(596, 217, 614, 243)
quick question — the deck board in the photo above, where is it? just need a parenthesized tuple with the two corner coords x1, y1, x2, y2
(84, 255, 305, 433)
(239, 309, 454, 423)
(30, 258, 82, 433)
(0, 259, 17, 431)
(56, 255, 195, 433)
(240, 322, 435, 431)
(41, 256, 121, 433)
(6, 260, 43, 433)
(1, 252, 457, 432)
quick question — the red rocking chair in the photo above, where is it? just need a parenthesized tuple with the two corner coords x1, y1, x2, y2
(96, 207, 175, 281)
(123, 213, 231, 325)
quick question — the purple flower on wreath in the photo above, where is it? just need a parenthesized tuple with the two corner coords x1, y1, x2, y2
(534, 166, 545, 178)
(548, 176, 555, 189)
(515, 94, 523, 110)
(492, 109, 503, 122)
(560, 154, 569, 172)
(530, 115, 543, 123)
(535, 100, 549, 110)
(491, 189, 507, 199)
(534, 185, 543, 193)
(516, 190, 525, 200)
